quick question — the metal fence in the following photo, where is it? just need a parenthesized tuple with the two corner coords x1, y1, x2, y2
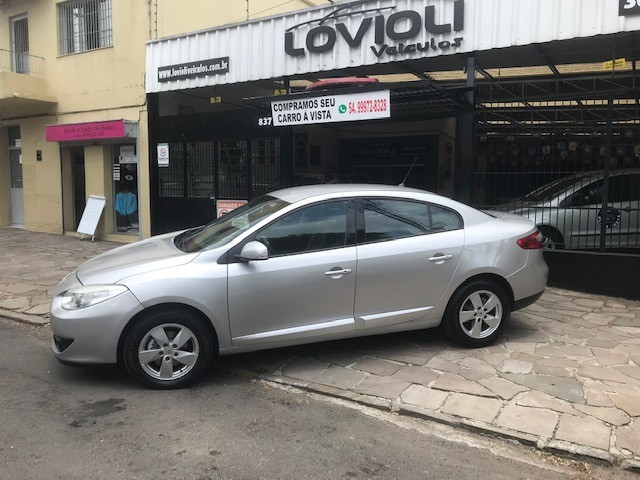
(471, 73, 640, 252)
(0, 49, 45, 76)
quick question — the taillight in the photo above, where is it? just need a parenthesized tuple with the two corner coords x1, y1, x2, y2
(517, 230, 544, 249)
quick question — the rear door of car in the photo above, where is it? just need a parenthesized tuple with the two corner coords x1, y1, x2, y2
(353, 197, 464, 330)
(227, 199, 357, 346)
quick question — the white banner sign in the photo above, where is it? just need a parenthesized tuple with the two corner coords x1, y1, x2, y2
(271, 90, 390, 126)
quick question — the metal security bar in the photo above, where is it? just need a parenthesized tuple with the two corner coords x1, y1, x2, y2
(58, 0, 113, 55)
(251, 139, 280, 198)
(186, 142, 216, 199)
(472, 76, 640, 252)
(10, 15, 29, 73)
(158, 143, 184, 198)
(218, 141, 248, 200)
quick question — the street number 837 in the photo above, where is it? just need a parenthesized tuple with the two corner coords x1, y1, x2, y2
(257, 117, 273, 126)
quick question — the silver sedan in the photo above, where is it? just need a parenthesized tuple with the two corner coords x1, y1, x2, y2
(50, 185, 548, 389)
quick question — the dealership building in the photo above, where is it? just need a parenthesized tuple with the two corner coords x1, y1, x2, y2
(144, 0, 640, 295)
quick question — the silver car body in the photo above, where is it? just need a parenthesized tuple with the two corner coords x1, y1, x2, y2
(51, 185, 547, 364)
(504, 169, 640, 249)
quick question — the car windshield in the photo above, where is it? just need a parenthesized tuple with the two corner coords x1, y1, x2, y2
(524, 174, 594, 201)
(174, 195, 290, 253)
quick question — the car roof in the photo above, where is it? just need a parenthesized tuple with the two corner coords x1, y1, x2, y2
(269, 184, 431, 203)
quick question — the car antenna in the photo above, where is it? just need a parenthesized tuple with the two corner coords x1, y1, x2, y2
(399, 156, 419, 187)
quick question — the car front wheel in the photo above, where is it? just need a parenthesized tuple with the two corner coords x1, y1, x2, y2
(123, 309, 214, 389)
(443, 280, 510, 348)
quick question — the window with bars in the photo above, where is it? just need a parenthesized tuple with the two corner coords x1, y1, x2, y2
(58, 0, 112, 55)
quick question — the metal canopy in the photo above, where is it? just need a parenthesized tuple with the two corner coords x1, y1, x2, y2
(244, 81, 474, 122)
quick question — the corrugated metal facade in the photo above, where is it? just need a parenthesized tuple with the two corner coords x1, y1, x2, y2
(146, 0, 640, 93)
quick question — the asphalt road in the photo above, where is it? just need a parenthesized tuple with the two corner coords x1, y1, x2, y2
(0, 318, 633, 480)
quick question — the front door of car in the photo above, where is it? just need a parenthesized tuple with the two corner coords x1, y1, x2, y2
(227, 200, 357, 346)
(354, 198, 464, 329)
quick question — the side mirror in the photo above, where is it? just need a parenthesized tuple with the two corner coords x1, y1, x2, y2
(236, 241, 269, 262)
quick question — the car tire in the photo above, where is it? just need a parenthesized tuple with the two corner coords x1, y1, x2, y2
(123, 309, 215, 389)
(442, 280, 510, 348)
(539, 226, 564, 250)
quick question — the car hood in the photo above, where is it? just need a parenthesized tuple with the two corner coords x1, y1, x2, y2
(76, 232, 197, 285)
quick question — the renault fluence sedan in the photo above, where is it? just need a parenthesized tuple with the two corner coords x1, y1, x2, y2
(50, 185, 547, 389)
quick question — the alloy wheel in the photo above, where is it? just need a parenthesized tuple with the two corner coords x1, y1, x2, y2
(138, 323, 200, 381)
(458, 290, 503, 339)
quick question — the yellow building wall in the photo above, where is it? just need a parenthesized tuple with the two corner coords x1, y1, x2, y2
(0, 0, 333, 239)
(154, 0, 333, 38)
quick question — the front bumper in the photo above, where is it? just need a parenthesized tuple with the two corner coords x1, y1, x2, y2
(50, 290, 144, 364)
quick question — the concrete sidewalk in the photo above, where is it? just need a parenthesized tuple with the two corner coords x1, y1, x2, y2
(1, 227, 640, 471)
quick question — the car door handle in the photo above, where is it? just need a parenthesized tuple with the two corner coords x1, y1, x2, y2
(428, 254, 453, 262)
(324, 268, 352, 276)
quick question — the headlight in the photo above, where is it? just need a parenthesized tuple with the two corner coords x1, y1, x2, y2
(60, 285, 129, 310)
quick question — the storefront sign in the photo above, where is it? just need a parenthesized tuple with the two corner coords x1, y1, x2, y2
(157, 143, 169, 167)
(46, 120, 127, 142)
(271, 90, 390, 126)
(217, 199, 247, 218)
(285, 0, 464, 59)
(158, 57, 229, 82)
(620, 0, 640, 16)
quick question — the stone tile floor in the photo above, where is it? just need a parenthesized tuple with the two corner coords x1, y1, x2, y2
(1, 227, 639, 470)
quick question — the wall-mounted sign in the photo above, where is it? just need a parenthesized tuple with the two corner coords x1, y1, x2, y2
(157, 143, 169, 167)
(158, 57, 229, 82)
(620, 0, 640, 16)
(285, 0, 464, 60)
(271, 90, 390, 126)
(217, 199, 247, 218)
(602, 58, 626, 70)
(46, 120, 128, 142)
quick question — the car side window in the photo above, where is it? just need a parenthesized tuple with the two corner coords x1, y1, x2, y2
(362, 199, 462, 243)
(563, 180, 604, 207)
(256, 201, 348, 256)
(609, 174, 640, 203)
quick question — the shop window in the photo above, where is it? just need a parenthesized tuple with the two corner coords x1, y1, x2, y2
(58, 0, 112, 55)
(113, 145, 139, 234)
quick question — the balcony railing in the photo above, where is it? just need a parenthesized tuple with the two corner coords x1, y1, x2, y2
(0, 49, 45, 77)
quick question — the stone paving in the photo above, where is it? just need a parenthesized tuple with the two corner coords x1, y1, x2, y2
(1, 227, 640, 470)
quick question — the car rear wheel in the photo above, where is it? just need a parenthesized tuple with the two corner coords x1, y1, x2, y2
(443, 280, 510, 348)
(123, 309, 214, 389)
(539, 226, 564, 250)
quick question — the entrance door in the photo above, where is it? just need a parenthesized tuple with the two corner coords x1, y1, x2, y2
(8, 149, 24, 226)
(11, 15, 29, 74)
(72, 153, 86, 229)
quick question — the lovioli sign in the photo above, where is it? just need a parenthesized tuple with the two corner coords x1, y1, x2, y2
(285, 0, 464, 59)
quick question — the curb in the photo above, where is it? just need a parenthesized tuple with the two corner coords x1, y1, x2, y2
(245, 370, 640, 473)
(0, 308, 49, 326)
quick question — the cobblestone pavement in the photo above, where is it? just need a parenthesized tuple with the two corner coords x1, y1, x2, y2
(1, 227, 639, 470)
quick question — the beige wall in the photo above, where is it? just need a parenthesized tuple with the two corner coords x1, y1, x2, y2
(153, 0, 332, 38)
(0, 0, 335, 240)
